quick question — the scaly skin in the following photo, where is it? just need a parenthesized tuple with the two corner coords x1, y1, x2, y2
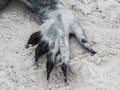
(0, 0, 96, 83)
(0, 0, 11, 10)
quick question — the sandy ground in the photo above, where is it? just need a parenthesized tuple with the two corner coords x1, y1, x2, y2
(0, 0, 120, 90)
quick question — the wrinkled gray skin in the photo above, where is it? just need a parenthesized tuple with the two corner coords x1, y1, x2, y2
(0, 0, 96, 83)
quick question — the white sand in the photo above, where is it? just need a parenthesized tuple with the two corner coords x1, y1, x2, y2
(0, 0, 120, 90)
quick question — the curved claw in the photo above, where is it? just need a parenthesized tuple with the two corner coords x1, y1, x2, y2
(46, 61, 54, 80)
(90, 49, 97, 55)
(26, 31, 42, 48)
(81, 40, 97, 54)
(62, 63, 68, 83)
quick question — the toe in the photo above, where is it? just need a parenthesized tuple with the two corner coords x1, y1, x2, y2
(46, 42, 59, 81)
(62, 63, 68, 83)
(27, 31, 42, 46)
(59, 36, 70, 83)
(91, 50, 97, 55)
(46, 61, 54, 80)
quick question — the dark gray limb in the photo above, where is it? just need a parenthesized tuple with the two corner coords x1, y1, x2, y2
(26, 31, 42, 48)
(35, 40, 49, 67)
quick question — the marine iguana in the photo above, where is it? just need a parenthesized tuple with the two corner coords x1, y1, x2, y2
(0, 0, 96, 83)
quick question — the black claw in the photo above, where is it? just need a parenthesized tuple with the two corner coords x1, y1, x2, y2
(62, 63, 68, 83)
(64, 76, 67, 83)
(81, 39, 97, 55)
(35, 61, 39, 67)
(90, 49, 97, 55)
(27, 31, 42, 47)
(35, 54, 39, 67)
(46, 61, 54, 80)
